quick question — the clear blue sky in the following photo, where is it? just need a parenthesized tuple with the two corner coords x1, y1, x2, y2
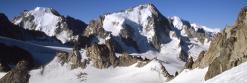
(0, 0, 246, 29)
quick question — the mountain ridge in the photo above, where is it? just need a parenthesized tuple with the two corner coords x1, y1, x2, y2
(12, 7, 87, 44)
(2, 3, 243, 83)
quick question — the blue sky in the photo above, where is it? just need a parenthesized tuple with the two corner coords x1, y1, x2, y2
(0, 0, 246, 29)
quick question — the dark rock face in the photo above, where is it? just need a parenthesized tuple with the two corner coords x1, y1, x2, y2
(0, 62, 10, 72)
(196, 28, 206, 43)
(65, 16, 87, 35)
(83, 16, 106, 38)
(148, 4, 172, 51)
(192, 51, 206, 68)
(182, 21, 194, 38)
(159, 62, 174, 81)
(57, 50, 89, 69)
(0, 43, 34, 68)
(76, 35, 94, 48)
(119, 23, 140, 52)
(0, 13, 24, 40)
(192, 34, 223, 69)
(179, 49, 188, 62)
(193, 6, 247, 80)
(0, 60, 31, 83)
(118, 53, 138, 66)
(56, 52, 69, 65)
(118, 52, 150, 67)
(81, 16, 110, 49)
(184, 57, 194, 69)
(86, 38, 151, 68)
(86, 42, 118, 69)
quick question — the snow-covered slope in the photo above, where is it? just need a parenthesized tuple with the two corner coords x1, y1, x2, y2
(169, 16, 219, 59)
(168, 67, 208, 83)
(103, 4, 156, 39)
(13, 7, 87, 44)
(93, 4, 217, 55)
(205, 62, 247, 83)
(0, 72, 6, 79)
(0, 3, 225, 83)
(0, 36, 72, 64)
(29, 55, 167, 83)
(167, 61, 247, 83)
(29, 57, 83, 83)
(82, 4, 219, 76)
(99, 4, 171, 52)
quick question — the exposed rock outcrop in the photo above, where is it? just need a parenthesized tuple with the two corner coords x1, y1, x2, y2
(193, 6, 247, 80)
(179, 49, 188, 62)
(118, 52, 150, 67)
(86, 38, 151, 68)
(184, 57, 194, 69)
(192, 50, 206, 68)
(83, 16, 107, 38)
(0, 60, 32, 83)
(86, 42, 118, 69)
(57, 50, 89, 69)
(159, 62, 174, 80)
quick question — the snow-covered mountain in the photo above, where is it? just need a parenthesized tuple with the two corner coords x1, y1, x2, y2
(77, 3, 219, 81)
(13, 7, 87, 44)
(3, 3, 247, 83)
(83, 4, 218, 67)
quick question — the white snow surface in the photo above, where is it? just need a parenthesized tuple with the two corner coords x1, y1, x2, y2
(29, 57, 83, 83)
(84, 60, 167, 83)
(205, 62, 247, 83)
(103, 4, 153, 37)
(13, 7, 76, 44)
(171, 16, 220, 33)
(170, 16, 218, 59)
(168, 67, 208, 83)
(29, 52, 168, 83)
(102, 4, 155, 51)
(29, 7, 61, 37)
(168, 61, 247, 83)
(28, 54, 247, 83)
(97, 4, 218, 76)
(191, 23, 221, 33)
(0, 72, 7, 79)
(4, 4, 230, 83)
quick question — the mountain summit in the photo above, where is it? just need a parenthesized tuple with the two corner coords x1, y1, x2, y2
(83, 4, 218, 62)
(3, 3, 245, 83)
(13, 7, 87, 44)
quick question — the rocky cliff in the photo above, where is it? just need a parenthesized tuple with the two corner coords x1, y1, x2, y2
(193, 6, 247, 80)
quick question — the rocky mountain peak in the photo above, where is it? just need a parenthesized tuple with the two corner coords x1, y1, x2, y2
(235, 6, 247, 29)
(192, 6, 247, 80)
(83, 3, 172, 53)
(13, 7, 87, 44)
(32, 7, 60, 16)
(126, 3, 160, 16)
